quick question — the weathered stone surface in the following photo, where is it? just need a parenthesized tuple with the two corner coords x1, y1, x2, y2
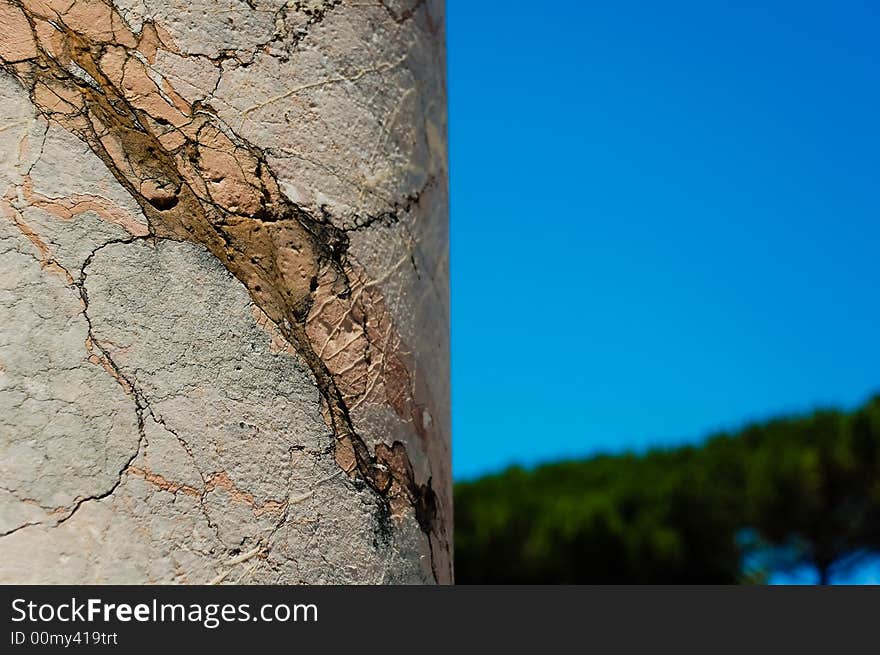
(0, 0, 450, 583)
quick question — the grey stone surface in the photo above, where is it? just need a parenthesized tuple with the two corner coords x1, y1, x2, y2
(0, 0, 449, 583)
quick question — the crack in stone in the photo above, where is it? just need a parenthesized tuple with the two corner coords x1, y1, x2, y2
(0, 521, 41, 538)
(342, 174, 433, 233)
(44, 233, 153, 528)
(205, 0, 344, 68)
(0, 205, 147, 534)
(78, 235, 231, 548)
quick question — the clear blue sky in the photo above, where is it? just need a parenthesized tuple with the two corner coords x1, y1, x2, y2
(448, 1, 880, 480)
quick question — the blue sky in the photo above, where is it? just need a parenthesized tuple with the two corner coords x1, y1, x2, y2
(447, 1, 880, 480)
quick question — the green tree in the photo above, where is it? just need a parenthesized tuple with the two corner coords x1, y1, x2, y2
(455, 395, 880, 584)
(745, 399, 880, 583)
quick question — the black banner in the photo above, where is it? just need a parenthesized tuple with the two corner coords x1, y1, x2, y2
(2, 585, 876, 652)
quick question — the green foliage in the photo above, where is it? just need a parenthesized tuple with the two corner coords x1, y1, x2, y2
(454, 395, 880, 583)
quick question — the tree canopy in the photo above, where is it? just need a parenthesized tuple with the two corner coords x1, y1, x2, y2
(455, 396, 880, 583)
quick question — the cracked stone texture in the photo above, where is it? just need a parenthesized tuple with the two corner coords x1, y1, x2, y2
(0, 0, 450, 583)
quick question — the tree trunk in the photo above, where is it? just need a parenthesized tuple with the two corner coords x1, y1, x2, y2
(817, 561, 831, 586)
(0, 0, 451, 584)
